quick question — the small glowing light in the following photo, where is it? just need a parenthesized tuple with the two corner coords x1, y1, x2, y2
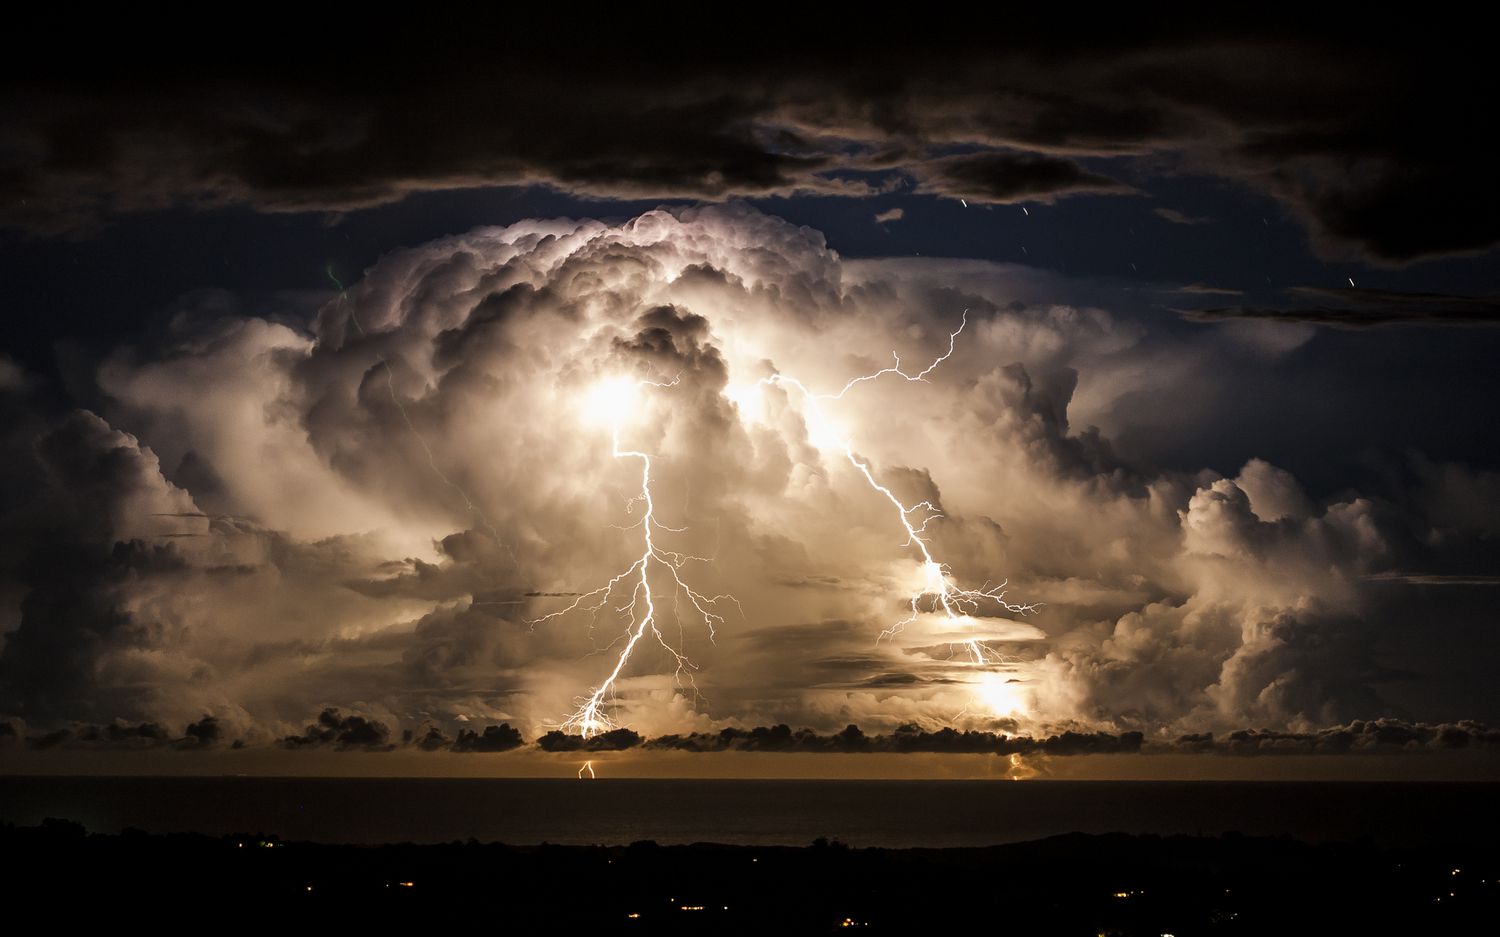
(803, 405, 848, 451)
(399, 881, 415, 888)
(626, 913, 640, 919)
(975, 672, 1028, 717)
(725, 384, 764, 421)
(582, 377, 641, 427)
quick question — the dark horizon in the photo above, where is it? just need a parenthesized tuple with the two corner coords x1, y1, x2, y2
(7, 775, 1500, 849)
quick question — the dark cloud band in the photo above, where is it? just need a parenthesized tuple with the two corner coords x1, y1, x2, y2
(1177, 287, 1500, 328)
(4, 22, 1494, 263)
(8, 715, 1496, 759)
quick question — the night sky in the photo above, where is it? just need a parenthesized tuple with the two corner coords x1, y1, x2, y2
(2, 19, 1497, 777)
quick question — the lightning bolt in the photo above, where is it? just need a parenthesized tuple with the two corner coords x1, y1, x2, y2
(761, 311, 1037, 664)
(333, 248, 1024, 735)
(528, 376, 741, 736)
(578, 760, 596, 779)
(533, 311, 1029, 736)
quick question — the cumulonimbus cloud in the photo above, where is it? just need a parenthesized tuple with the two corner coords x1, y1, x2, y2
(0, 205, 1494, 753)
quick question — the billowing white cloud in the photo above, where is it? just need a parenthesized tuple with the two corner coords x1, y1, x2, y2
(0, 206, 1479, 745)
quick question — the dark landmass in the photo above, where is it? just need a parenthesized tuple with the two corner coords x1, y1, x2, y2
(4, 819, 1496, 933)
(13, 713, 1500, 757)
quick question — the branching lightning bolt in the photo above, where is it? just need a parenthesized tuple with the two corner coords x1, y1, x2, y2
(528, 376, 741, 737)
(333, 252, 1027, 734)
(762, 311, 1037, 664)
(532, 311, 1027, 735)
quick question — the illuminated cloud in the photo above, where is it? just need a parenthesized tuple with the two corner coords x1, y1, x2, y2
(0, 205, 1492, 750)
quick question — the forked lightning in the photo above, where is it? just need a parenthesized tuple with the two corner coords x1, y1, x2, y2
(760, 312, 1037, 665)
(529, 377, 739, 736)
(533, 312, 1032, 735)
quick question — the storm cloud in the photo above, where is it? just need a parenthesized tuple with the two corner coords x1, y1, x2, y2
(4, 20, 1495, 263)
(0, 205, 1494, 754)
(281, 709, 396, 752)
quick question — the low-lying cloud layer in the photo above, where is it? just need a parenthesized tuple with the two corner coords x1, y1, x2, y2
(1, 205, 1496, 754)
(1178, 287, 1500, 328)
(8, 714, 1495, 761)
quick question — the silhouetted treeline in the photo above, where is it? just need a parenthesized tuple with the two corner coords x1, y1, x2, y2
(5, 712, 1500, 757)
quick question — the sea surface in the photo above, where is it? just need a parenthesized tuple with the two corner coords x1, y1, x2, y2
(1, 777, 1494, 848)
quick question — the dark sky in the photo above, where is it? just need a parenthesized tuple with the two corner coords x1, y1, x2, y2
(1, 19, 1497, 774)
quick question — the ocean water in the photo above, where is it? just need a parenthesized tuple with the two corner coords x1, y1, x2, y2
(1, 777, 1494, 848)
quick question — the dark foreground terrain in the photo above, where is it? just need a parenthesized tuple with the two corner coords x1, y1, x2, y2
(3, 819, 1495, 933)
